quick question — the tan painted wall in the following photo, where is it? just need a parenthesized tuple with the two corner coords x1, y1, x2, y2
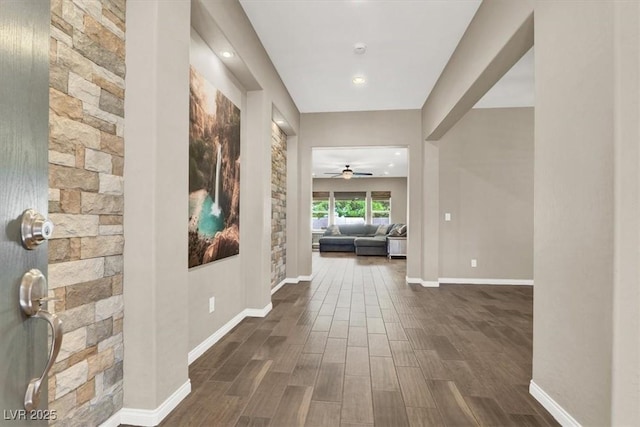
(124, 0, 300, 413)
(533, 2, 615, 424)
(422, 0, 533, 140)
(439, 107, 533, 280)
(612, 3, 640, 424)
(187, 29, 248, 352)
(300, 111, 424, 279)
(313, 177, 408, 225)
(124, 0, 191, 411)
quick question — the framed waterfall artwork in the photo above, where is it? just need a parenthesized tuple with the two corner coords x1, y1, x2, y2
(188, 65, 241, 268)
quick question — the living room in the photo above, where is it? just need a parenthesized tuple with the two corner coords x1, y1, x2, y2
(311, 147, 408, 257)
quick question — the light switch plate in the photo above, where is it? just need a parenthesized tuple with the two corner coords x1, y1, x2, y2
(471, 259, 477, 268)
(209, 296, 215, 313)
(445, 213, 451, 221)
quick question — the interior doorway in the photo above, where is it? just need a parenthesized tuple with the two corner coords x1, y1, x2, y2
(311, 147, 409, 263)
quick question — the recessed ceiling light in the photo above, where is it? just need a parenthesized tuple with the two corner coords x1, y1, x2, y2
(221, 51, 234, 58)
(384, 171, 389, 175)
(395, 152, 401, 156)
(312, 173, 316, 177)
(388, 163, 394, 167)
(276, 120, 285, 125)
(352, 76, 366, 85)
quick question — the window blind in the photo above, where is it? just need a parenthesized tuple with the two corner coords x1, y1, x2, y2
(334, 191, 366, 201)
(312, 191, 330, 200)
(371, 191, 391, 200)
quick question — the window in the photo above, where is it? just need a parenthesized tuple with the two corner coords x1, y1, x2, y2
(371, 191, 391, 225)
(334, 192, 366, 225)
(312, 191, 329, 230)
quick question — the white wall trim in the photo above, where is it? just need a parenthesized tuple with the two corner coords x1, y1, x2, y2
(100, 380, 191, 427)
(529, 380, 582, 427)
(271, 278, 289, 295)
(188, 302, 273, 365)
(438, 277, 534, 286)
(188, 309, 246, 364)
(298, 274, 313, 281)
(99, 412, 121, 427)
(271, 277, 302, 295)
(245, 302, 273, 317)
(406, 276, 440, 287)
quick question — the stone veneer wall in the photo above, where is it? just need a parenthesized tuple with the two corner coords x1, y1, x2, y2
(271, 122, 287, 288)
(47, 0, 125, 425)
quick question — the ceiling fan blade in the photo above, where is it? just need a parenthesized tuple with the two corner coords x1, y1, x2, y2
(323, 173, 342, 176)
(353, 172, 373, 176)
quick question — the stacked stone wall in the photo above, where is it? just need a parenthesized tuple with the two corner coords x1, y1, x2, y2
(47, 0, 125, 425)
(271, 123, 287, 288)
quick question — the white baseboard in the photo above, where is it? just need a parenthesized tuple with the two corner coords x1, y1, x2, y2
(245, 302, 273, 317)
(188, 309, 246, 364)
(406, 276, 440, 287)
(298, 274, 313, 281)
(188, 302, 272, 365)
(271, 279, 288, 295)
(271, 277, 303, 295)
(99, 411, 121, 427)
(529, 380, 581, 427)
(100, 380, 191, 427)
(438, 277, 534, 286)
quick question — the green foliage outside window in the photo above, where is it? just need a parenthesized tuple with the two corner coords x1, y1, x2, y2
(371, 200, 390, 217)
(335, 200, 366, 218)
(312, 200, 329, 219)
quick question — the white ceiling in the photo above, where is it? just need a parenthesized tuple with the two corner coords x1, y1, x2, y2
(312, 147, 408, 178)
(240, 0, 482, 113)
(241, 1, 534, 174)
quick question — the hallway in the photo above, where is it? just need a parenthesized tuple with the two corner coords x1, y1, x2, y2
(161, 254, 557, 426)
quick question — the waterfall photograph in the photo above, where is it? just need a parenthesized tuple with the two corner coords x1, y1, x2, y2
(188, 66, 241, 268)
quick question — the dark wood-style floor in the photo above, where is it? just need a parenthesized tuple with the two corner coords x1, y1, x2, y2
(161, 253, 558, 427)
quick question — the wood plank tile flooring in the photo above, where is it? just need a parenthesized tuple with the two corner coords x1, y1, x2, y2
(161, 253, 558, 427)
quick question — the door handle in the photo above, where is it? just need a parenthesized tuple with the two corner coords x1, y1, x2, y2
(19, 269, 63, 411)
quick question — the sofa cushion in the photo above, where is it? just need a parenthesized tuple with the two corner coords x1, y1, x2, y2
(354, 236, 387, 247)
(334, 224, 368, 236)
(319, 235, 356, 245)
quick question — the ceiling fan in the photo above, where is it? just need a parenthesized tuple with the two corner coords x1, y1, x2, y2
(324, 165, 373, 180)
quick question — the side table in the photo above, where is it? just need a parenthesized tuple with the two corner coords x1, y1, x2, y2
(387, 236, 407, 259)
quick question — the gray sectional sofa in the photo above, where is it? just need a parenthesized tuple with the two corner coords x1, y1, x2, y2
(319, 224, 396, 256)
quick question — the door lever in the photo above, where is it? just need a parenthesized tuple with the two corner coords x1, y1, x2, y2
(19, 269, 63, 411)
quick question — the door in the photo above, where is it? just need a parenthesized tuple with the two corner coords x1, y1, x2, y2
(1, 0, 52, 425)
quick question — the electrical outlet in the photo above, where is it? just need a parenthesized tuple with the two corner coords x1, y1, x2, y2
(445, 213, 451, 221)
(471, 259, 477, 268)
(209, 296, 215, 313)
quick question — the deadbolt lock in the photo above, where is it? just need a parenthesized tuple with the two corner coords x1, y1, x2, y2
(20, 209, 54, 250)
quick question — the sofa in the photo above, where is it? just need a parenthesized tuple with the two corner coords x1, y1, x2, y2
(319, 223, 398, 256)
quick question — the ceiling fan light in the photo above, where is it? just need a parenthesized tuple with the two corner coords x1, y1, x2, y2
(342, 170, 354, 179)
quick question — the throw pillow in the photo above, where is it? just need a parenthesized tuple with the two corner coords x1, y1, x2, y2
(375, 224, 389, 236)
(388, 224, 401, 236)
(388, 224, 407, 237)
(325, 225, 341, 236)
